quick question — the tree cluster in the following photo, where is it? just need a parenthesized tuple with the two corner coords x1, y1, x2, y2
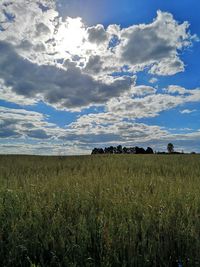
(91, 145, 154, 155)
(91, 143, 198, 155)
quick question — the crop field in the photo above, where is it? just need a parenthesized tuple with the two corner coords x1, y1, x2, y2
(0, 154, 200, 267)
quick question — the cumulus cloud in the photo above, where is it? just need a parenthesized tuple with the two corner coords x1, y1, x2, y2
(0, 2, 197, 109)
(0, 41, 135, 109)
(116, 11, 193, 75)
(131, 85, 157, 96)
(149, 57, 185, 76)
(0, 0, 57, 56)
(0, 107, 59, 139)
(107, 86, 200, 119)
(61, 117, 169, 146)
(0, 79, 36, 105)
(84, 55, 103, 74)
(166, 85, 188, 95)
(60, 112, 200, 152)
(0, 104, 200, 154)
(166, 85, 200, 101)
(0, 106, 168, 148)
(87, 24, 108, 44)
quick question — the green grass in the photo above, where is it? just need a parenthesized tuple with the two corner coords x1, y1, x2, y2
(0, 154, 200, 266)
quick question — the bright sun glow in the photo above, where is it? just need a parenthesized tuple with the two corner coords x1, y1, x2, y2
(56, 17, 87, 55)
(55, 17, 97, 62)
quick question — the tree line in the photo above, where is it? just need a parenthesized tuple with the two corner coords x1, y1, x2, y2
(91, 145, 154, 155)
(91, 143, 197, 155)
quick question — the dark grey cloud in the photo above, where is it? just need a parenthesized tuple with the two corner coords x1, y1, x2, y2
(84, 55, 103, 74)
(23, 129, 51, 139)
(0, 41, 135, 109)
(87, 24, 108, 44)
(121, 28, 174, 65)
(35, 22, 51, 36)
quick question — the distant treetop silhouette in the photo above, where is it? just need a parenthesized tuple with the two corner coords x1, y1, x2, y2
(167, 143, 174, 154)
(91, 145, 154, 155)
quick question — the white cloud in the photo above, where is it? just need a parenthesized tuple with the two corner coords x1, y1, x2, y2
(116, 11, 193, 75)
(131, 85, 157, 96)
(105, 85, 200, 120)
(149, 57, 185, 76)
(63, 118, 169, 145)
(0, 141, 90, 155)
(149, 77, 158, 84)
(0, 105, 200, 154)
(0, 106, 60, 139)
(180, 109, 196, 114)
(166, 85, 188, 95)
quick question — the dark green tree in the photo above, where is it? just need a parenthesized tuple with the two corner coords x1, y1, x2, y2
(146, 147, 154, 154)
(123, 147, 128, 154)
(167, 143, 174, 153)
(117, 145, 123, 154)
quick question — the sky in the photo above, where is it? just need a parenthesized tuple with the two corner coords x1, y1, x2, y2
(0, 0, 200, 155)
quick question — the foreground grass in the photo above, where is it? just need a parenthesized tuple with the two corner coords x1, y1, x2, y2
(0, 154, 200, 266)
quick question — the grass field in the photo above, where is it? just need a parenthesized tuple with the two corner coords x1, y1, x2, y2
(0, 154, 200, 267)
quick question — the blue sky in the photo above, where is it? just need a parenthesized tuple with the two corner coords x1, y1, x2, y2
(0, 0, 200, 154)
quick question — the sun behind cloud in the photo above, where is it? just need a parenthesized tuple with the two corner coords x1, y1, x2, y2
(56, 17, 87, 56)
